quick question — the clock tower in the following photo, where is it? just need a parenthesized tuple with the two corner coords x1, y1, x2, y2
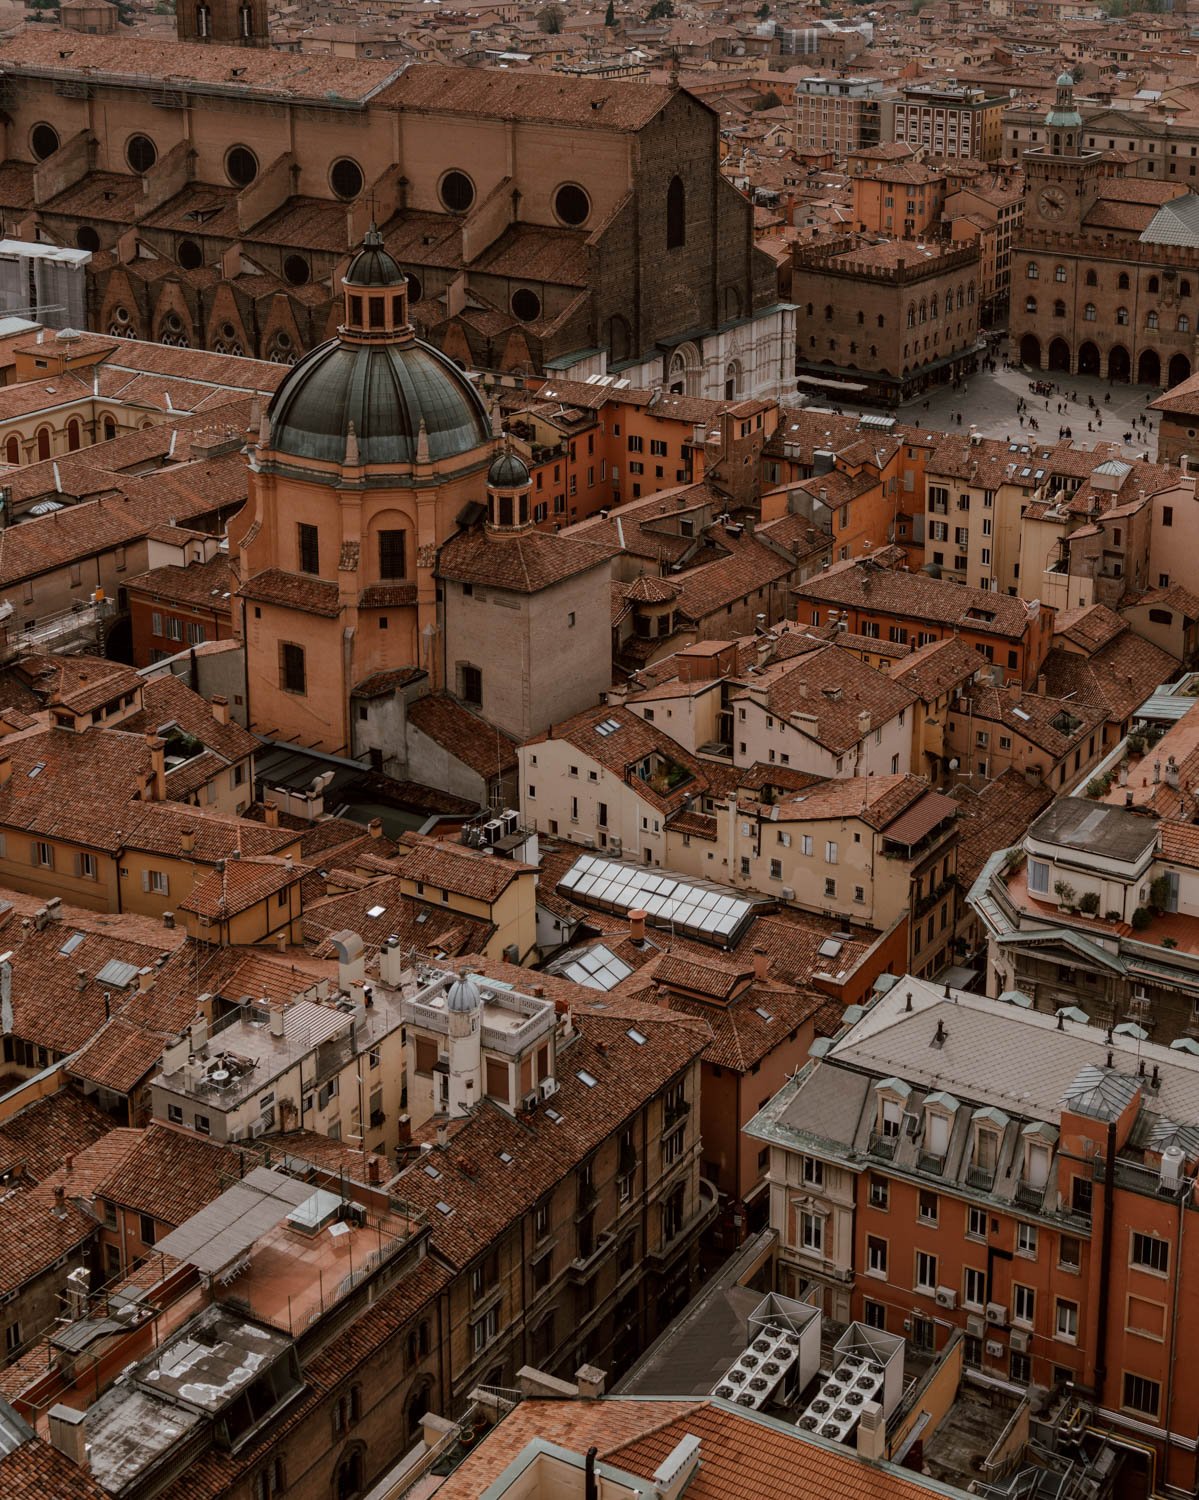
(1023, 73, 1101, 231)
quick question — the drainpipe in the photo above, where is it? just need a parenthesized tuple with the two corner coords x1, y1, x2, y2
(584, 1446, 598, 1500)
(1093, 1120, 1117, 1403)
(1164, 1174, 1195, 1461)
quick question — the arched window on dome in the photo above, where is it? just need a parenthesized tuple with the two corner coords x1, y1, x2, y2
(666, 176, 686, 251)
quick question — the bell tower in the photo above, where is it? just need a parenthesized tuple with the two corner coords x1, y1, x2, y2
(177, 0, 268, 46)
(1023, 72, 1100, 232)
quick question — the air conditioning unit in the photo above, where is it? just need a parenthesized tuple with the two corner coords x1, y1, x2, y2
(540, 1077, 559, 1100)
(521, 1091, 539, 1113)
(781, 886, 795, 900)
(935, 1286, 957, 1310)
(986, 1302, 1008, 1326)
(581, 835, 595, 849)
(482, 819, 504, 845)
(1010, 1329, 1030, 1353)
(966, 1313, 985, 1337)
(985, 1339, 1005, 1358)
(609, 837, 622, 856)
(250, 1118, 269, 1139)
(228, 1126, 245, 1142)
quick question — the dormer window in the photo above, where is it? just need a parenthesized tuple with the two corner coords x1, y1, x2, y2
(921, 1091, 959, 1166)
(1020, 1121, 1058, 1194)
(969, 1106, 1008, 1189)
(872, 1077, 910, 1155)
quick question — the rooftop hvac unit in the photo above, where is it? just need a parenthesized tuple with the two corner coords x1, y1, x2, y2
(482, 819, 504, 845)
(501, 809, 519, 835)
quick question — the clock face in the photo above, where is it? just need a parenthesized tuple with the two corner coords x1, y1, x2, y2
(1038, 186, 1068, 221)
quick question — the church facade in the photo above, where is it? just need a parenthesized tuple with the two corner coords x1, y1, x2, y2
(1010, 73, 1199, 388)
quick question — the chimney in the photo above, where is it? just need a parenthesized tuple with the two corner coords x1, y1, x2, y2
(856, 1400, 886, 1462)
(368, 817, 383, 840)
(378, 935, 404, 987)
(630, 909, 647, 944)
(857, 709, 871, 737)
(145, 734, 166, 801)
(436, 1123, 448, 1150)
(330, 929, 366, 991)
(75, 968, 86, 992)
(0, 755, 10, 788)
(1036, 674, 1047, 696)
(210, 695, 230, 726)
(1007, 680, 1021, 703)
(651, 1435, 701, 1500)
(161, 1033, 189, 1075)
(397, 1113, 412, 1146)
(752, 945, 770, 981)
(265, 804, 280, 828)
(269, 1006, 286, 1038)
(163, 908, 176, 930)
(48, 1404, 88, 1468)
(180, 828, 195, 855)
(137, 968, 153, 992)
(45, 896, 61, 921)
(575, 1364, 607, 1400)
(1166, 755, 1181, 789)
(190, 1015, 209, 1051)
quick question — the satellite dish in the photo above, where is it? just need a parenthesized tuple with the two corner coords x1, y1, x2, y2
(209, 1067, 231, 1084)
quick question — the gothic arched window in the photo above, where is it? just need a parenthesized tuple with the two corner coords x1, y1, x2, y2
(666, 176, 685, 251)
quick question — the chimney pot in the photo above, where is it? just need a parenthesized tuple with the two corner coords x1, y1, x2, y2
(630, 909, 647, 944)
(265, 803, 280, 827)
(368, 817, 383, 840)
(752, 945, 769, 980)
(210, 695, 230, 725)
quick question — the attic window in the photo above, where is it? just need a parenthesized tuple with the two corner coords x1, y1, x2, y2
(27, 762, 45, 779)
(577, 1070, 598, 1088)
(435, 1201, 454, 1216)
(755, 1006, 774, 1022)
(423, 1164, 441, 1179)
(59, 931, 85, 956)
(627, 1028, 647, 1045)
(595, 718, 622, 737)
(498, 1151, 513, 1164)
(366, 904, 386, 919)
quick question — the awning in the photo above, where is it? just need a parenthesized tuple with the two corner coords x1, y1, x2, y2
(796, 374, 868, 392)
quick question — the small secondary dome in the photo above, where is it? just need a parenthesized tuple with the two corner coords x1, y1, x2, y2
(488, 450, 531, 489)
(1056, 71, 1074, 87)
(446, 972, 482, 1013)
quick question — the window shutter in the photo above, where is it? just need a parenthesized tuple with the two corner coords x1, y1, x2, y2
(29, 842, 38, 866)
(72, 854, 82, 877)
(162, 874, 169, 897)
(142, 870, 150, 892)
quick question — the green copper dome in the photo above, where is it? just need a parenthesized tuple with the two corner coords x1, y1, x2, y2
(488, 450, 531, 488)
(267, 336, 491, 468)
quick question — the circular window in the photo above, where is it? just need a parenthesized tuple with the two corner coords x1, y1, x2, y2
(554, 183, 590, 227)
(221, 322, 236, 339)
(165, 312, 183, 333)
(275, 331, 292, 350)
(511, 288, 542, 323)
(76, 226, 100, 252)
(406, 271, 423, 304)
(30, 123, 59, 161)
(225, 145, 258, 188)
(283, 254, 311, 286)
(126, 134, 157, 174)
(177, 238, 203, 270)
(113, 306, 130, 324)
(439, 170, 475, 214)
(330, 157, 364, 201)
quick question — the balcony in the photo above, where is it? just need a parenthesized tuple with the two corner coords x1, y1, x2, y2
(569, 1230, 614, 1280)
(966, 1163, 996, 1192)
(645, 1178, 719, 1267)
(868, 1130, 898, 1161)
(1013, 1179, 1044, 1211)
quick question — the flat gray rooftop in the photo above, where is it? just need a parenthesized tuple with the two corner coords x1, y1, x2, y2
(1029, 797, 1157, 864)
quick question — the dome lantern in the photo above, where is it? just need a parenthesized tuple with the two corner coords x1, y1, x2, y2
(341, 224, 411, 342)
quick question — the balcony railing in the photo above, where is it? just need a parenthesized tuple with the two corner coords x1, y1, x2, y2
(868, 1130, 898, 1160)
(966, 1163, 996, 1192)
(1013, 1180, 1045, 1211)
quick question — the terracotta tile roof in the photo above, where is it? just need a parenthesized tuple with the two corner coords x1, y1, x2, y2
(406, 692, 518, 779)
(395, 969, 708, 1268)
(526, 703, 709, 816)
(951, 768, 1054, 888)
(122, 800, 299, 863)
(5, 919, 177, 1057)
(739, 643, 917, 754)
(256, 1128, 388, 1184)
(179, 856, 304, 919)
(741, 773, 927, 830)
(391, 835, 532, 904)
(93, 1123, 252, 1227)
(1, 28, 400, 99)
(379, 61, 674, 129)
(239, 568, 340, 617)
(1125, 582, 1199, 619)
(1053, 602, 1127, 653)
(0, 1182, 94, 1296)
(122, 551, 236, 616)
(957, 682, 1106, 759)
(1, 652, 141, 718)
(676, 533, 795, 622)
(889, 635, 981, 700)
(0, 1088, 116, 1183)
(122, 672, 258, 766)
(1040, 633, 1178, 724)
(68, 1016, 174, 1097)
(1159, 820, 1199, 869)
(0, 1435, 111, 1499)
(437, 526, 611, 592)
(652, 952, 752, 1002)
(437, 1397, 952, 1499)
(795, 556, 1040, 639)
(302, 875, 495, 960)
(351, 667, 426, 698)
